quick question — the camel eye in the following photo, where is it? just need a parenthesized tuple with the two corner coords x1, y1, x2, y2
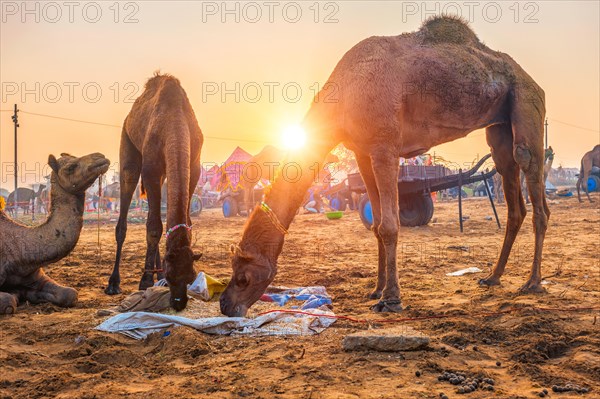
(236, 273, 249, 287)
(65, 163, 78, 173)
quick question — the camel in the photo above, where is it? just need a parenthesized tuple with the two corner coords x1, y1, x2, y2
(238, 145, 287, 215)
(105, 73, 203, 312)
(576, 145, 600, 202)
(7, 186, 45, 215)
(0, 153, 109, 314)
(220, 16, 549, 317)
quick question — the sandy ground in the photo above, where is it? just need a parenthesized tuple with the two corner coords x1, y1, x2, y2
(1, 194, 599, 399)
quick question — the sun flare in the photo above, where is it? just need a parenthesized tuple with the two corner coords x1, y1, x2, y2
(281, 125, 307, 150)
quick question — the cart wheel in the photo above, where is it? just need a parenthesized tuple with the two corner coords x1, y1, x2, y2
(358, 194, 373, 230)
(587, 175, 600, 192)
(190, 194, 202, 216)
(222, 197, 238, 218)
(399, 193, 433, 227)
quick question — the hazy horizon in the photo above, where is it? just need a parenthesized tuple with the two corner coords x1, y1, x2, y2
(1, 1, 599, 189)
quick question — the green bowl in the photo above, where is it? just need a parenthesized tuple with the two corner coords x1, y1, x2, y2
(326, 211, 343, 220)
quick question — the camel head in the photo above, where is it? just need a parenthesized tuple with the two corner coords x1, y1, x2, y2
(164, 242, 202, 311)
(220, 244, 275, 317)
(48, 153, 110, 195)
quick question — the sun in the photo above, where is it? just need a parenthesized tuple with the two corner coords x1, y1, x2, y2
(281, 125, 307, 150)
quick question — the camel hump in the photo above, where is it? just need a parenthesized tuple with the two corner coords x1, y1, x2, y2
(144, 71, 182, 91)
(418, 15, 479, 45)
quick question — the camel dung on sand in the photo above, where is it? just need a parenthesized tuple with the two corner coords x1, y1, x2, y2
(0, 153, 110, 315)
(105, 73, 203, 312)
(220, 15, 549, 317)
(576, 144, 600, 203)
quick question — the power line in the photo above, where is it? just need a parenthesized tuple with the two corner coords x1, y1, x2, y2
(2, 109, 270, 144)
(20, 110, 121, 128)
(548, 118, 599, 133)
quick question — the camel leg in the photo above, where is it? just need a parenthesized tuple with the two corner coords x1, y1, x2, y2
(106, 131, 141, 295)
(369, 153, 402, 313)
(512, 114, 549, 293)
(21, 270, 78, 307)
(139, 169, 164, 290)
(0, 292, 18, 314)
(155, 247, 164, 281)
(576, 176, 583, 203)
(582, 166, 594, 203)
(188, 165, 201, 226)
(480, 124, 526, 286)
(355, 153, 385, 299)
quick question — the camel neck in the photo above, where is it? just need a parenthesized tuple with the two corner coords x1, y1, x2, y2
(12, 176, 85, 274)
(239, 146, 335, 262)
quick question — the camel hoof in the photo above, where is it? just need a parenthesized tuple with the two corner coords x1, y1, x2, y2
(368, 290, 382, 300)
(105, 284, 122, 295)
(518, 282, 546, 294)
(371, 299, 402, 313)
(479, 277, 501, 287)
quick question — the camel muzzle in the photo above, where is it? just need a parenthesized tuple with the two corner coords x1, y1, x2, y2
(169, 283, 189, 311)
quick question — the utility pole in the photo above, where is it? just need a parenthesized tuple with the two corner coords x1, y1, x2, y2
(11, 104, 19, 210)
(544, 118, 549, 149)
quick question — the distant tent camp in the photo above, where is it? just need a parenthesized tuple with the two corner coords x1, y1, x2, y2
(212, 146, 253, 190)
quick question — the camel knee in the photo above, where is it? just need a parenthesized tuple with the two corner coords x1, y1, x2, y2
(375, 220, 399, 245)
(514, 144, 532, 172)
(508, 207, 526, 230)
(532, 210, 548, 233)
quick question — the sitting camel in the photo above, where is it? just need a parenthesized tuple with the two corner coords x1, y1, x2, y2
(576, 145, 600, 203)
(0, 153, 110, 314)
(105, 73, 203, 311)
(220, 16, 549, 317)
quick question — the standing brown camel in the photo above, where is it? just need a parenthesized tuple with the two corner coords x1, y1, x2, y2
(576, 145, 600, 203)
(1, 153, 109, 314)
(220, 16, 549, 317)
(105, 74, 203, 311)
(7, 186, 45, 215)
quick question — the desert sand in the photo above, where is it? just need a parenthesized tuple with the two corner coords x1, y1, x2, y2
(1, 194, 599, 399)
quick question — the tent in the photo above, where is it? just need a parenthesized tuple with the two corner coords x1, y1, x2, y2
(211, 146, 253, 191)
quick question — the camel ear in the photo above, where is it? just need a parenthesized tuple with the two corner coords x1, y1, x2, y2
(48, 155, 60, 173)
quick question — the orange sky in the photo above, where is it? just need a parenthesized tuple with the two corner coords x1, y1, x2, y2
(1, 1, 599, 189)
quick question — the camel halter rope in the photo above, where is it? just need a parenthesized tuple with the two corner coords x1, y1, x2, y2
(97, 175, 102, 264)
(260, 201, 288, 235)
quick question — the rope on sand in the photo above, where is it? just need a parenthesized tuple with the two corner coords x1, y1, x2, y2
(257, 306, 600, 324)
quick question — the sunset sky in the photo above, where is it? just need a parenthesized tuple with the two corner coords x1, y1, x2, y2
(1, 1, 598, 189)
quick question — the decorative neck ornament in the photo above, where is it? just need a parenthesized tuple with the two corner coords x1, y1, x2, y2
(260, 201, 288, 235)
(165, 223, 192, 238)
